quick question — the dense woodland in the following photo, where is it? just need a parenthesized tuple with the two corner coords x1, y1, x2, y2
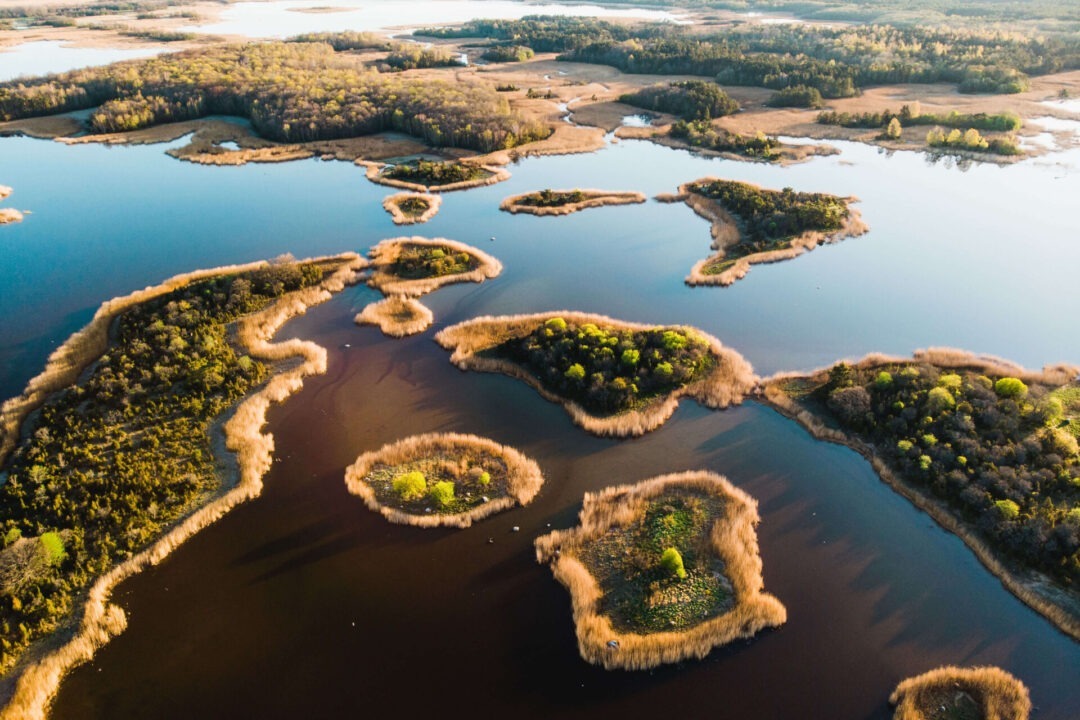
(0, 261, 335, 673)
(481, 45, 535, 63)
(515, 189, 587, 207)
(793, 363, 1080, 584)
(391, 244, 477, 279)
(0, 43, 549, 152)
(383, 160, 489, 186)
(619, 80, 739, 121)
(488, 318, 715, 416)
(669, 120, 781, 160)
(817, 104, 1022, 132)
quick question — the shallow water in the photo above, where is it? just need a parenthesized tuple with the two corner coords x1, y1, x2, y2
(1, 124, 1079, 718)
(0, 40, 165, 81)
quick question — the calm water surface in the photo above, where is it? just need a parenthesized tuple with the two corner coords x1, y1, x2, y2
(0, 128, 1078, 718)
(0, 40, 166, 81)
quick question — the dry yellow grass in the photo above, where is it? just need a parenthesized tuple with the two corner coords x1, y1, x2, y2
(382, 192, 443, 225)
(354, 295, 434, 337)
(358, 160, 511, 193)
(667, 179, 869, 287)
(0, 253, 365, 720)
(365, 236, 502, 297)
(0, 209, 22, 225)
(499, 189, 646, 216)
(760, 348, 1080, 641)
(0, 186, 10, 201)
(434, 312, 757, 437)
(535, 471, 786, 670)
(890, 666, 1032, 720)
(343, 432, 545, 529)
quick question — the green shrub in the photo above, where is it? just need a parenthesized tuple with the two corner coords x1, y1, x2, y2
(660, 547, 687, 580)
(545, 317, 567, 331)
(392, 471, 427, 501)
(478, 471, 491, 486)
(39, 532, 66, 566)
(995, 499, 1020, 520)
(926, 386, 956, 414)
(874, 371, 893, 389)
(565, 363, 586, 381)
(621, 348, 640, 367)
(428, 481, 455, 509)
(994, 377, 1028, 399)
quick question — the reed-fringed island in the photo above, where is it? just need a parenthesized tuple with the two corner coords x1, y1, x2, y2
(0, 185, 23, 225)
(382, 192, 442, 225)
(500, 189, 646, 216)
(889, 666, 1031, 720)
(534, 471, 786, 670)
(355, 237, 503, 337)
(434, 312, 757, 437)
(761, 349, 1080, 640)
(344, 433, 544, 528)
(361, 159, 511, 193)
(0, 253, 365, 720)
(659, 178, 867, 287)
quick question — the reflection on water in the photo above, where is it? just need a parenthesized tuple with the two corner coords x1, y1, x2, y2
(0, 40, 165, 81)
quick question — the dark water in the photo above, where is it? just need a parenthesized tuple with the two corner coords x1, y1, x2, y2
(1, 130, 1078, 717)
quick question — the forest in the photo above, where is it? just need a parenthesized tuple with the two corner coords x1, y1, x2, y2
(0, 260, 336, 674)
(487, 318, 715, 416)
(669, 120, 781, 160)
(391, 243, 477, 279)
(817, 104, 1022, 132)
(788, 362, 1080, 584)
(0, 43, 549, 152)
(619, 80, 740, 121)
(384, 160, 489, 186)
(687, 179, 851, 244)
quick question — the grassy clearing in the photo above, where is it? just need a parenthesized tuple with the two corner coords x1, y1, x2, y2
(890, 665, 1031, 720)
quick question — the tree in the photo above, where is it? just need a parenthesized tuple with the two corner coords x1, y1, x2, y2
(565, 364, 586, 381)
(994, 377, 1028, 399)
(660, 547, 687, 580)
(392, 471, 427, 501)
(884, 117, 902, 139)
(428, 481, 455, 509)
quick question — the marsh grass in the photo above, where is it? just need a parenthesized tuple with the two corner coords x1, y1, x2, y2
(344, 433, 544, 528)
(0, 254, 364, 720)
(535, 471, 785, 670)
(500, 189, 646, 216)
(382, 192, 442, 225)
(435, 312, 757, 437)
(354, 295, 434, 337)
(0, 186, 22, 225)
(890, 666, 1031, 720)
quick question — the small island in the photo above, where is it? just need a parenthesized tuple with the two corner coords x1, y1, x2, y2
(355, 237, 503, 337)
(762, 349, 1080, 639)
(534, 471, 786, 670)
(344, 433, 544, 528)
(434, 312, 757, 437)
(500, 189, 646, 216)
(889, 666, 1032, 720)
(363, 159, 511, 193)
(0, 185, 23, 225)
(662, 178, 868, 287)
(382, 192, 442, 225)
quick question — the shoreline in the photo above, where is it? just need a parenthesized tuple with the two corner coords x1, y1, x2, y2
(499, 189, 646, 216)
(890, 665, 1031, 719)
(355, 295, 434, 338)
(0, 253, 366, 720)
(359, 160, 511, 193)
(382, 192, 442, 225)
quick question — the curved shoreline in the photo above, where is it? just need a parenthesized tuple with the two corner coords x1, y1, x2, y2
(758, 348, 1080, 642)
(355, 295, 435, 338)
(0, 253, 365, 720)
(343, 432, 545, 529)
(890, 665, 1031, 719)
(434, 312, 758, 438)
(382, 192, 442, 225)
(534, 471, 786, 670)
(499, 189, 646, 216)
(359, 161, 511, 193)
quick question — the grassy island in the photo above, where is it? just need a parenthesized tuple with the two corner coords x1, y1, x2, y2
(890, 666, 1032, 720)
(534, 471, 786, 670)
(0, 185, 22, 225)
(382, 192, 442, 225)
(0, 253, 364, 718)
(763, 349, 1080, 639)
(500, 189, 647, 216)
(344, 433, 544, 528)
(666, 178, 868, 287)
(365, 159, 511, 193)
(356, 237, 502, 337)
(434, 312, 756, 437)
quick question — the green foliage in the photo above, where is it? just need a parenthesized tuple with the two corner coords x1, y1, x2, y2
(875, 371, 894, 389)
(926, 386, 956, 414)
(564, 363, 586, 382)
(819, 106, 1022, 132)
(385, 160, 488, 187)
(3, 527, 21, 546)
(478, 471, 491, 487)
(767, 85, 823, 108)
(884, 116, 903, 139)
(668, 119, 780, 160)
(288, 31, 393, 51)
(545, 317, 568, 331)
(995, 499, 1021, 520)
(481, 45, 534, 63)
(428, 481, 455, 509)
(926, 126, 1022, 155)
(383, 46, 463, 71)
(620, 80, 739, 121)
(660, 547, 687, 580)
(38, 532, 66, 566)
(392, 471, 427, 501)
(518, 189, 586, 208)
(994, 377, 1028, 398)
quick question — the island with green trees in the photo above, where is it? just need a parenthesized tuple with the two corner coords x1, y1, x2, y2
(762, 349, 1080, 639)
(534, 471, 786, 670)
(365, 159, 512, 192)
(663, 177, 867, 287)
(434, 312, 757, 437)
(818, 104, 1023, 156)
(889, 666, 1031, 720)
(356, 237, 502, 337)
(382, 192, 442, 225)
(500, 189, 646, 216)
(0, 253, 363, 697)
(344, 433, 544, 528)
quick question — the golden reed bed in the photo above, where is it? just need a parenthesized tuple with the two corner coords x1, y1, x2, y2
(760, 348, 1080, 641)
(0, 185, 22, 225)
(499, 189, 646, 216)
(344, 432, 544, 529)
(534, 471, 786, 670)
(382, 192, 443, 225)
(434, 312, 757, 437)
(0, 254, 365, 720)
(355, 295, 434, 338)
(890, 665, 1031, 720)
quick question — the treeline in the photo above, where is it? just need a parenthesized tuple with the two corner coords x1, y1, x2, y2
(669, 120, 781, 161)
(619, 80, 739, 121)
(818, 104, 1022, 132)
(415, 16, 667, 52)
(288, 31, 393, 52)
(481, 45, 534, 63)
(811, 363, 1079, 584)
(0, 261, 333, 674)
(926, 127, 1021, 155)
(687, 179, 850, 243)
(491, 318, 714, 416)
(0, 0, 184, 20)
(0, 43, 549, 152)
(384, 160, 487, 186)
(382, 46, 463, 71)
(766, 85, 823, 108)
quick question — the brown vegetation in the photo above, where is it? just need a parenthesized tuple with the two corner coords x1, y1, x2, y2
(343, 432, 545, 529)
(890, 665, 1031, 720)
(499, 189, 646, 216)
(359, 160, 510, 193)
(382, 192, 442, 225)
(0, 184, 21, 224)
(354, 295, 434, 338)
(434, 312, 757, 437)
(0, 253, 364, 720)
(534, 471, 786, 670)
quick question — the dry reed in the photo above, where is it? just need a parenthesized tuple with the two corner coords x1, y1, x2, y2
(434, 312, 758, 437)
(358, 161, 511, 193)
(759, 348, 1080, 641)
(382, 192, 442, 225)
(365, 237, 502, 297)
(0, 253, 365, 720)
(534, 471, 786, 670)
(354, 295, 434, 337)
(0, 186, 10, 201)
(0, 209, 23, 225)
(344, 432, 545, 528)
(499, 190, 647, 216)
(890, 665, 1031, 720)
